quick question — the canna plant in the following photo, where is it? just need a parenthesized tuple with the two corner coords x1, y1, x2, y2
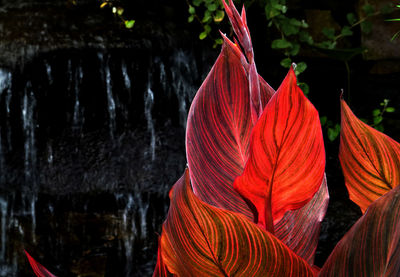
(25, 1, 400, 276)
(152, 0, 400, 276)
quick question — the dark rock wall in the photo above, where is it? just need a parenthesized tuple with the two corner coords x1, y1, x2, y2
(0, 0, 217, 276)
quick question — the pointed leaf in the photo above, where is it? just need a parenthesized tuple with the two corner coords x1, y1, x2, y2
(339, 100, 400, 213)
(222, 0, 253, 62)
(24, 250, 57, 277)
(186, 39, 274, 219)
(275, 176, 329, 265)
(161, 170, 315, 276)
(319, 184, 400, 276)
(234, 68, 325, 231)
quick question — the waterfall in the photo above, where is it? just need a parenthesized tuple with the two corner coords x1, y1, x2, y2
(0, 46, 208, 276)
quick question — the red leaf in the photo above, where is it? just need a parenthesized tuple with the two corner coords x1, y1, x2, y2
(160, 170, 316, 276)
(24, 250, 56, 277)
(275, 175, 329, 265)
(319, 184, 400, 276)
(153, 237, 174, 277)
(186, 38, 274, 219)
(234, 68, 325, 231)
(339, 99, 400, 213)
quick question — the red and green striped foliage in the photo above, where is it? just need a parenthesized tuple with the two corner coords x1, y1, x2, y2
(339, 99, 400, 213)
(159, 170, 315, 276)
(233, 68, 325, 232)
(156, 0, 328, 275)
(319, 184, 400, 276)
(27, 1, 400, 276)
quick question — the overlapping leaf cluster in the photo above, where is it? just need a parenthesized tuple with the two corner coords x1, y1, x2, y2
(24, 1, 400, 276)
(153, 0, 400, 276)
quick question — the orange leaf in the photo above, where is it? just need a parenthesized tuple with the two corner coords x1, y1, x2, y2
(234, 68, 325, 231)
(339, 99, 400, 212)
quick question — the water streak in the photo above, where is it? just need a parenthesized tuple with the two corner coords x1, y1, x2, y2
(98, 53, 116, 139)
(170, 50, 198, 127)
(21, 84, 37, 186)
(68, 60, 84, 131)
(145, 85, 156, 161)
(0, 197, 7, 261)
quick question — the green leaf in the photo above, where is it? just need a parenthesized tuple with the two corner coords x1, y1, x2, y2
(320, 116, 327, 126)
(215, 38, 223, 45)
(124, 20, 135, 29)
(372, 109, 380, 116)
(202, 10, 212, 23)
(188, 15, 194, 23)
(289, 18, 302, 27)
(199, 31, 207, 40)
(299, 30, 313, 44)
(289, 43, 300, 55)
(327, 124, 340, 141)
(189, 5, 195, 14)
(207, 3, 217, 11)
(362, 4, 375, 16)
(294, 62, 307, 75)
(361, 21, 372, 34)
(117, 7, 124, 16)
(322, 27, 335, 39)
(373, 115, 383, 125)
(341, 26, 353, 36)
(346, 13, 357, 25)
(214, 10, 224, 22)
(265, 5, 281, 19)
(386, 107, 395, 112)
(271, 39, 292, 49)
(280, 58, 292, 68)
(192, 0, 201, 7)
(298, 82, 309, 94)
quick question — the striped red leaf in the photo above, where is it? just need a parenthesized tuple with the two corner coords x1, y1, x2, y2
(186, 36, 274, 219)
(153, 238, 174, 277)
(339, 99, 400, 213)
(24, 250, 56, 277)
(160, 169, 316, 276)
(319, 184, 400, 276)
(275, 175, 329, 265)
(233, 68, 325, 231)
